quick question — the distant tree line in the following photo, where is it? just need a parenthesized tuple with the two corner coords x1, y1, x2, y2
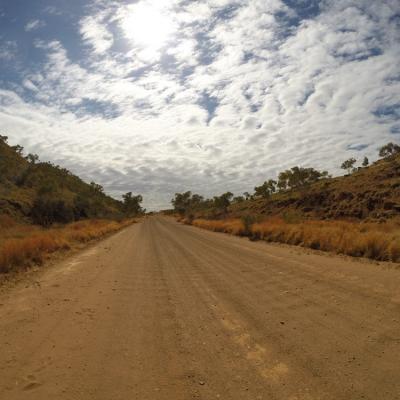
(171, 166, 330, 217)
(171, 191, 234, 218)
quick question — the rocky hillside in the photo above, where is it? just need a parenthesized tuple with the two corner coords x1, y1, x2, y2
(0, 136, 123, 224)
(230, 154, 400, 221)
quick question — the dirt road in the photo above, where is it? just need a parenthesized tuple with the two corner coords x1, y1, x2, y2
(0, 217, 399, 399)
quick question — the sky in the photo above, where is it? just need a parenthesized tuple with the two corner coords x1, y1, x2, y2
(0, 0, 399, 210)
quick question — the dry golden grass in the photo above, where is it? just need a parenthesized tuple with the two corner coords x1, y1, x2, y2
(191, 217, 400, 263)
(192, 219, 246, 236)
(0, 218, 134, 273)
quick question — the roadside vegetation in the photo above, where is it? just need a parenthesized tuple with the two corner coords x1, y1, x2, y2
(0, 135, 144, 273)
(172, 142, 400, 263)
(190, 217, 400, 263)
(0, 215, 135, 273)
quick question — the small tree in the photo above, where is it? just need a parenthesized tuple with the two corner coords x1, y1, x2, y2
(214, 192, 233, 214)
(243, 192, 251, 201)
(277, 173, 288, 191)
(278, 167, 329, 190)
(11, 144, 24, 155)
(90, 181, 104, 194)
(190, 194, 204, 208)
(254, 179, 277, 198)
(0, 135, 8, 143)
(25, 153, 39, 164)
(171, 191, 192, 215)
(379, 142, 400, 158)
(341, 158, 357, 175)
(362, 156, 369, 167)
(122, 192, 144, 216)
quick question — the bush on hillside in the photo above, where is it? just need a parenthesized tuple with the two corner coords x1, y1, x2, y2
(31, 197, 75, 226)
(379, 142, 400, 158)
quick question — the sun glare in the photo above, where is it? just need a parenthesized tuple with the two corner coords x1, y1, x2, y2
(121, 2, 175, 51)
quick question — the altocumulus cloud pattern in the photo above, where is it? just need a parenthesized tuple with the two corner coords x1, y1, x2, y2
(0, 0, 399, 209)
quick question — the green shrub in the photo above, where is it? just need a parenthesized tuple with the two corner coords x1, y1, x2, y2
(31, 198, 75, 226)
(241, 214, 256, 236)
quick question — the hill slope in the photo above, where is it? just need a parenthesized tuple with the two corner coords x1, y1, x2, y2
(190, 154, 400, 222)
(0, 137, 123, 223)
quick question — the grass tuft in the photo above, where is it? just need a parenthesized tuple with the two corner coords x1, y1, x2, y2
(192, 219, 246, 236)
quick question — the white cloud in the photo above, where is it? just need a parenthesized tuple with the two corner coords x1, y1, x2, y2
(22, 79, 39, 92)
(0, 40, 17, 60)
(2, 0, 400, 209)
(25, 19, 46, 32)
(80, 14, 114, 54)
(43, 5, 62, 16)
